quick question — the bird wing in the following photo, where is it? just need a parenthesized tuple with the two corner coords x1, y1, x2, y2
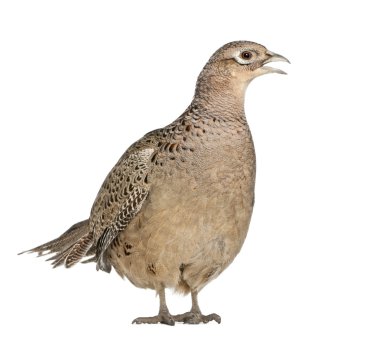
(90, 146, 155, 272)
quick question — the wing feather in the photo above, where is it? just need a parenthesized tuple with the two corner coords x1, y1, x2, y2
(90, 147, 155, 272)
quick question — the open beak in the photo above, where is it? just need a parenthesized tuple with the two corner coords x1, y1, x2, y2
(252, 50, 290, 78)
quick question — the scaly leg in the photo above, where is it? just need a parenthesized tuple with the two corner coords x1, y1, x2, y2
(173, 290, 221, 324)
(132, 286, 174, 325)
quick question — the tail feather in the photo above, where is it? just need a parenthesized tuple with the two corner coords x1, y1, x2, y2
(47, 245, 74, 268)
(65, 232, 93, 268)
(19, 220, 89, 256)
(19, 219, 95, 268)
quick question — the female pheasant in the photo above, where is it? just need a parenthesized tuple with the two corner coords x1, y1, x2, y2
(21, 41, 289, 325)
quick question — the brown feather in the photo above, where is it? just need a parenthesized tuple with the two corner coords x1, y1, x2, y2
(20, 219, 94, 268)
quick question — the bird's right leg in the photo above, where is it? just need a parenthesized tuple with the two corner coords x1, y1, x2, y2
(173, 289, 221, 324)
(132, 286, 174, 325)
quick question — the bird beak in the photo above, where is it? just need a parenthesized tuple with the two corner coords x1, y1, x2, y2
(252, 51, 290, 78)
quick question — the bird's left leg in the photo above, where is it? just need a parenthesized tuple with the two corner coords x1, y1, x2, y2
(132, 286, 174, 325)
(173, 290, 221, 324)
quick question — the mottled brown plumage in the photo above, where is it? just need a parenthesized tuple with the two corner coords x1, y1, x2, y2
(21, 41, 289, 325)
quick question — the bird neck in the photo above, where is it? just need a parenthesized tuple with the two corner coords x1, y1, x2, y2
(192, 73, 248, 119)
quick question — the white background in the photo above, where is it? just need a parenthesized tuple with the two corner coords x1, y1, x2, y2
(1, 1, 379, 337)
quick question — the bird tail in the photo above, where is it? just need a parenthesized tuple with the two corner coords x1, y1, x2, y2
(19, 219, 95, 268)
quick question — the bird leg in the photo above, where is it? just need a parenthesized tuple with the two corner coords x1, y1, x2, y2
(173, 290, 221, 324)
(132, 287, 175, 325)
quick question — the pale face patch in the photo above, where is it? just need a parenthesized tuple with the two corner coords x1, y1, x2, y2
(233, 50, 258, 65)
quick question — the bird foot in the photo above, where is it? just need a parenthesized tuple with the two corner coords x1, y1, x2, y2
(132, 312, 175, 325)
(173, 311, 221, 324)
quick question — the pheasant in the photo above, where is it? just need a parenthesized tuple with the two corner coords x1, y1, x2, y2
(21, 41, 289, 325)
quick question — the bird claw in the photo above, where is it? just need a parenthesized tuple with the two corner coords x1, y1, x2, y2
(132, 313, 175, 326)
(173, 311, 221, 324)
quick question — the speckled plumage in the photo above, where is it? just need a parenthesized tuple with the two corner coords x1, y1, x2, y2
(21, 41, 289, 325)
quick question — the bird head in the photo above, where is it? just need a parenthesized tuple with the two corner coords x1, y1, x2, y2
(193, 41, 289, 110)
(197, 41, 289, 93)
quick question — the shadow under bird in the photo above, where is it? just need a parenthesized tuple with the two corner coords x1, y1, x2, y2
(20, 41, 289, 325)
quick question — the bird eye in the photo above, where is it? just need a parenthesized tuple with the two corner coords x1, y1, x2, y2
(241, 51, 253, 60)
(234, 50, 256, 65)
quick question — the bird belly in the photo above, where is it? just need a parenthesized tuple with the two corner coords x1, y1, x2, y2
(108, 161, 255, 293)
